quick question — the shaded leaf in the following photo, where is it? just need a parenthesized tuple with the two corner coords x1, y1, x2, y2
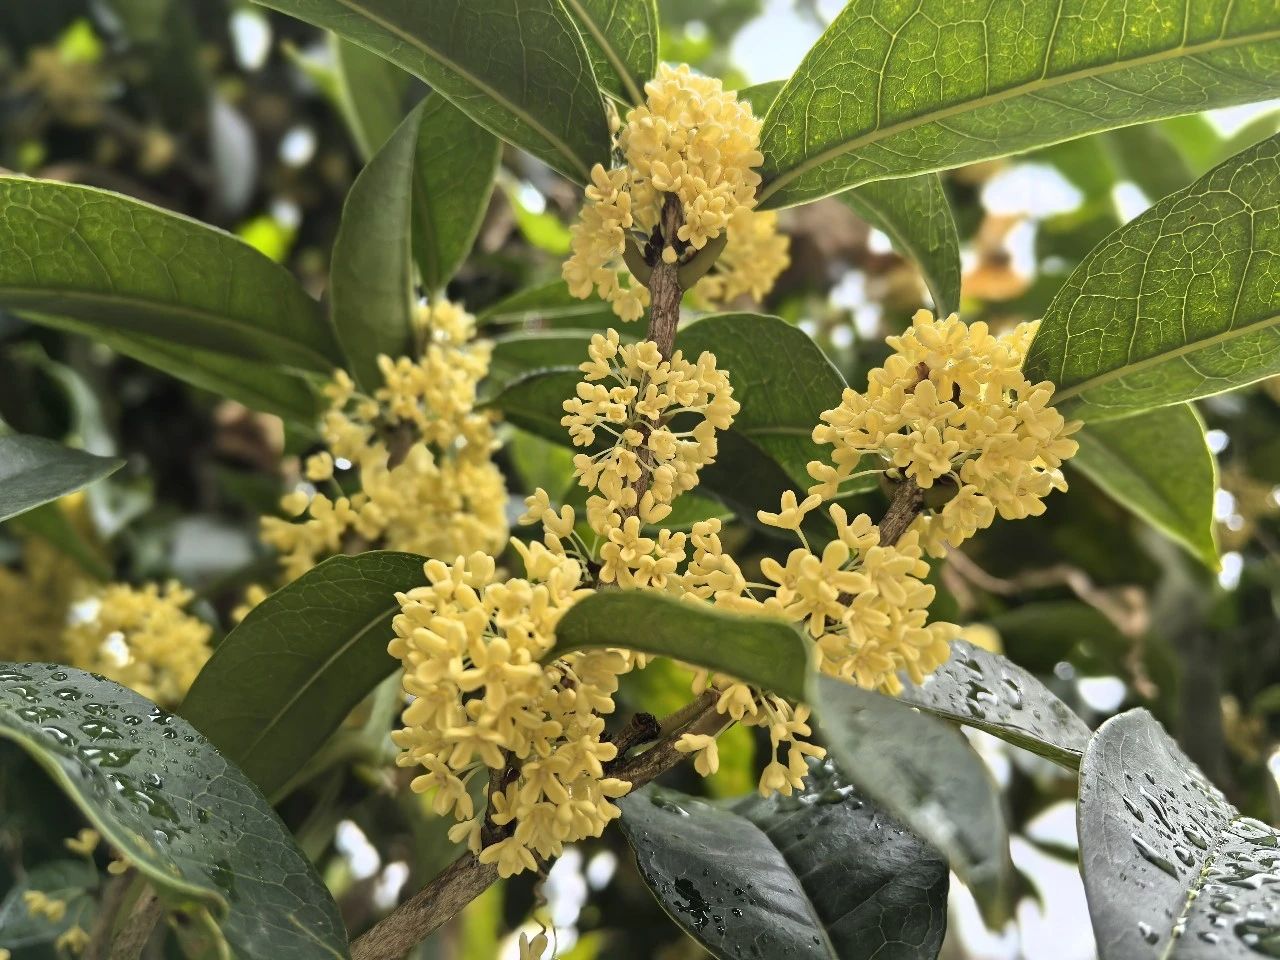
(757, 2, 1280, 209)
(1073, 404, 1218, 569)
(332, 34, 413, 158)
(1078, 707, 1280, 959)
(0, 859, 96, 949)
(897, 639, 1092, 768)
(252, 0, 611, 183)
(414, 96, 501, 295)
(0, 664, 349, 958)
(0, 177, 339, 372)
(551, 590, 809, 703)
(0, 433, 122, 523)
(181, 551, 424, 798)
(1026, 133, 1280, 419)
(619, 760, 948, 960)
(813, 675, 1014, 923)
(478, 280, 618, 330)
(331, 100, 424, 391)
(561, 0, 656, 105)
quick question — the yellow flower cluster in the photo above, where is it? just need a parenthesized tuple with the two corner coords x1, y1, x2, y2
(388, 548, 633, 879)
(261, 301, 507, 581)
(62, 582, 211, 708)
(561, 330, 739, 531)
(810, 311, 1080, 557)
(563, 63, 780, 320)
(0, 537, 83, 663)
(694, 209, 791, 307)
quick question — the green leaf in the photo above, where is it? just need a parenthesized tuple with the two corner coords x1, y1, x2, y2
(757, 2, 1280, 210)
(1026, 133, 1280, 420)
(839, 176, 962, 316)
(679, 312, 845, 488)
(0, 434, 122, 523)
(0, 177, 339, 372)
(414, 96, 501, 295)
(619, 761, 949, 960)
(181, 551, 424, 799)
(550, 590, 810, 703)
(1078, 707, 1280, 959)
(0, 859, 97, 950)
(897, 639, 1092, 768)
(12, 501, 112, 581)
(560, 0, 657, 105)
(813, 675, 1014, 924)
(27, 312, 321, 424)
(331, 100, 424, 391)
(1104, 123, 1198, 207)
(1073, 404, 1218, 569)
(252, 0, 611, 184)
(332, 34, 413, 159)
(478, 279, 617, 329)
(0, 664, 349, 959)
(482, 366, 581, 443)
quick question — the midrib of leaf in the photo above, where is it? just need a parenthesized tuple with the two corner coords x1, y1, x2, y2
(329, 0, 591, 181)
(234, 602, 397, 773)
(5, 288, 329, 368)
(1051, 307, 1280, 407)
(759, 27, 1280, 206)
(1160, 813, 1238, 960)
(561, 0, 644, 105)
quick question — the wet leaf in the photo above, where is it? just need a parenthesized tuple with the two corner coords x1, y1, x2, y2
(1079, 708, 1280, 958)
(0, 663, 348, 958)
(758, 2, 1280, 209)
(181, 551, 425, 798)
(619, 760, 948, 960)
(0, 434, 122, 523)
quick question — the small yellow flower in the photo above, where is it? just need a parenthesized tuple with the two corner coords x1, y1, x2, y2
(55, 925, 90, 954)
(23, 890, 67, 923)
(519, 930, 550, 960)
(64, 827, 99, 857)
(675, 733, 720, 776)
(757, 491, 823, 532)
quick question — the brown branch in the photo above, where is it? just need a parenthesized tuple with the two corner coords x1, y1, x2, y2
(108, 886, 161, 960)
(879, 477, 923, 547)
(83, 872, 132, 960)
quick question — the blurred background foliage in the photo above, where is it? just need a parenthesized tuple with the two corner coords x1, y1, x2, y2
(1, 2, 1278, 957)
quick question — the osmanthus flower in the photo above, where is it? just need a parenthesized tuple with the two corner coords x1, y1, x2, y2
(0, 535, 85, 662)
(808, 310, 1081, 557)
(62, 581, 212, 708)
(260, 301, 508, 582)
(387, 548, 634, 879)
(563, 63, 787, 320)
(693, 208, 791, 307)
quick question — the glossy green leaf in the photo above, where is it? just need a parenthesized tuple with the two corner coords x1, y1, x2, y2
(551, 590, 809, 703)
(181, 551, 424, 798)
(839, 176, 961, 316)
(619, 761, 948, 960)
(252, 0, 611, 183)
(478, 279, 618, 329)
(0, 434, 122, 523)
(679, 312, 845, 488)
(1073, 404, 1218, 569)
(482, 366, 580, 443)
(561, 0, 657, 105)
(757, 1, 1280, 210)
(0, 664, 349, 959)
(813, 675, 1014, 923)
(331, 100, 424, 391)
(0, 177, 339, 372)
(28, 312, 321, 424)
(897, 640, 1092, 768)
(1026, 133, 1280, 420)
(333, 34, 413, 158)
(1078, 708, 1280, 959)
(414, 96, 501, 295)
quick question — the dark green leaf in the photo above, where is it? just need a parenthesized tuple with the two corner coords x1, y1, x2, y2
(414, 95, 501, 295)
(0, 434, 122, 523)
(331, 100, 424, 391)
(561, 0, 656, 105)
(813, 675, 1014, 923)
(333, 34, 414, 159)
(897, 640, 1092, 768)
(478, 280, 618, 329)
(1078, 707, 1280, 959)
(551, 590, 809, 703)
(1025, 134, 1280, 419)
(619, 760, 948, 960)
(0, 177, 339, 372)
(839, 176, 962, 316)
(181, 551, 424, 798)
(481, 366, 581, 444)
(252, 0, 611, 183)
(0, 664, 349, 959)
(0, 859, 96, 949)
(1073, 404, 1218, 569)
(757, 2, 1280, 210)
(12, 501, 113, 581)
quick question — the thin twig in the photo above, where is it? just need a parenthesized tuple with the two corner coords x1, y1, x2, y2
(108, 886, 161, 960)
(82, 872, 133, 960)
